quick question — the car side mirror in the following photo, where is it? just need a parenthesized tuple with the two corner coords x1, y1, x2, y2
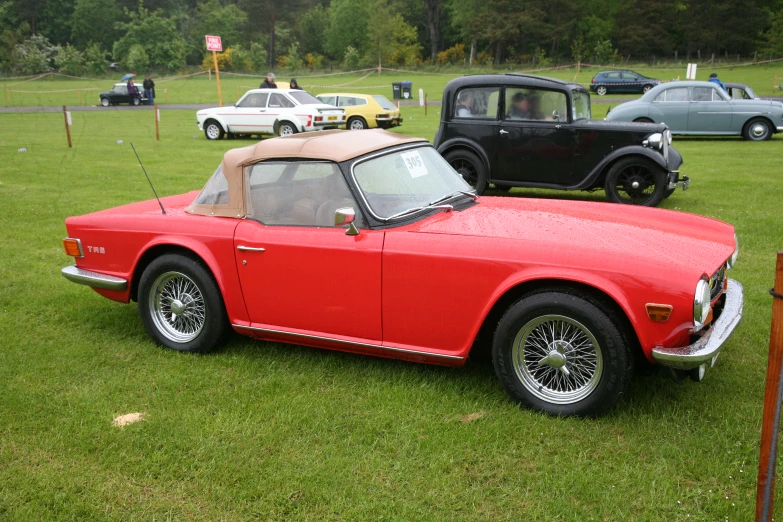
(335, 207, 359, 236)
(552, 110, 560, 122)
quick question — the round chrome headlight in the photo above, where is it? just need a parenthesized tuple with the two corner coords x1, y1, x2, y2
(643, 132, 664, 150)
(665, 129, 672, 145)
(727, 233, 739, 269)
(694, 279, 711, 328)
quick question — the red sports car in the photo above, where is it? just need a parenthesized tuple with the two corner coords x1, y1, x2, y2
(61, 130, 743, 416)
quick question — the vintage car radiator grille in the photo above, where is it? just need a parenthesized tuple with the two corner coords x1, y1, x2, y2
(709, 265, 726, 301)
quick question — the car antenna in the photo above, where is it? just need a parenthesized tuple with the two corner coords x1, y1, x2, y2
(130, 142, 166, 215)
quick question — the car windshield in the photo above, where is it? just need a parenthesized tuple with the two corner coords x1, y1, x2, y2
(372, 95, 397, 110)
(289, 91, 322, 105)
(743, 86, 757, 99)
(353, 146, 473, 220)
(572, 90, 591, 120)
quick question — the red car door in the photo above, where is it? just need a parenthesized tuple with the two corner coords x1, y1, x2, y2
(233, 160, 383, 342)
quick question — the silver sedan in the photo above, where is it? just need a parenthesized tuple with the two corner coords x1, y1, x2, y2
(605, 81, 783, 141)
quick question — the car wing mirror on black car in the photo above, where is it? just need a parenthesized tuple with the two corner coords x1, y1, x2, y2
(552, 110, 560, 122)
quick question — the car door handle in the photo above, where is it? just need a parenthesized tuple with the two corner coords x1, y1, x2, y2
(237, 246, 265, 252)
(555, 125, 562, 129)
(499, 129, 509, 134)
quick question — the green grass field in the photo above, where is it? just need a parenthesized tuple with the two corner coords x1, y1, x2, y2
(1, 90, 782, 520)
(2, 63, 782, 108)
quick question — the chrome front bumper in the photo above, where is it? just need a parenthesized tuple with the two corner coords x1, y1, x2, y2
(668, 172, 690, 191)
(652, 279, 743, 370)
(62, 265, 127, 291)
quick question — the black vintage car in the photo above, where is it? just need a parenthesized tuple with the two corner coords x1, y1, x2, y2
(99, 83, 146, 107)
(434, 74, 688, 207)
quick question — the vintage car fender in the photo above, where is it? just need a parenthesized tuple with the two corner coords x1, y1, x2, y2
(200, 113, 230, 132)
(572, 145, 675, 190)
(273, 117, 304, 133)
(435, 137, 491, 171)
(128, 232, 250, 324)
(472, 266, 675, 362)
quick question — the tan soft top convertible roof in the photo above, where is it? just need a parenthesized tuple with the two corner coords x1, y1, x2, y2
(186, 129, 428, 218)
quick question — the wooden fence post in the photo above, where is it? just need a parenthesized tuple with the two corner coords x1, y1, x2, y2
(756, 251, 783, 521)
(62, 105, 72, 148)
(154, 104, 160, 141)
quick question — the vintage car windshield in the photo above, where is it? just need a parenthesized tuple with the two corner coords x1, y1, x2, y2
(741, 86, 757, 99)
(572, 90, 591, 120)
(289, 91, 322, 105)
(353, 146, 472, 220)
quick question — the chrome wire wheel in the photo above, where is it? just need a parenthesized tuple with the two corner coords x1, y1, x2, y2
(148, 271, 206, 343)
(511, 314, 604, 405)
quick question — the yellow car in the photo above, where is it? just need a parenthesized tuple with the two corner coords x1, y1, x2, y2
(315, 92, 402, 130)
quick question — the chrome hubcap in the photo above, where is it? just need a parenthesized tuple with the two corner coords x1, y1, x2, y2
(512, 315, 603, 404)
(206, 125, 219, 139)
(350, 120, 364, 130)
(149, 271, 205, 343)
(752, 124, 766, 138)
(280, 125, 294, 136)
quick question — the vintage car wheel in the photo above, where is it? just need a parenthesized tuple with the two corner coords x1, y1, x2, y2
(277, 121, 297, 137)
(100, 98, 110, 107)
(138, 254, 229, 353)
(596, 86, 608, 96)
(492, 291, 631, 417)
(743, 118, 771, 141)
(604, 157, 666, 207)
(204, 121, 224, 140)
(348, 117, 367, 130)
(444, 149, 488, 194)
(132, 97, 141, 106)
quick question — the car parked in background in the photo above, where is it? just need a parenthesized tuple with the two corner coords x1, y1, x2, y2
(315, 93, 402, 130)
(61, 129, 742, 417)
(434, 74, 687, 207)
(590, 70, 662, 96)
(605, 81, 783, 141)
(196, 88, 346, 140)
(99, 83, 146, 107)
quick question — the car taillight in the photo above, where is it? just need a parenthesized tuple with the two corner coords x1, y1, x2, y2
(63, 238, 83, 257)
(591, 76, 596, 83)
(306, 115, 312, 127)
(314, 116, 323, 122)
(377, 113, 389, 118)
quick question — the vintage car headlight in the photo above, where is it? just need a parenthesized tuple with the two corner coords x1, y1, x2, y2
(643, 132, 664, 150)
(693, 279, 711, 328)
(727, 234, 739, 269)
(665, 129, 672, 145)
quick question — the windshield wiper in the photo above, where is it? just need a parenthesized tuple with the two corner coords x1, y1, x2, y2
(429, 190, 478, 206)
(384, 204, 453, 221)
(457, 190, 479, 201)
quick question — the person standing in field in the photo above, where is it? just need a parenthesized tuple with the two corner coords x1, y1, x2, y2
(259, 73, 277, 88)
(143, 75, 155, 104)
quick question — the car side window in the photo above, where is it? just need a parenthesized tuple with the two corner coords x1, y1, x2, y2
(453, 87, 499, 119)
(238, 93, 269, 108)
(245, 161, 364, 227)
(505, 88, 567, 122)
(655, 87, 688, 102)
(318, 96, 337, 106)
(605, 72, 621, 80)
(712, 89, 727, 101)
(339, 97, 367, 107)
(691, 87, 713, 102)
(269, 93, 295, 108)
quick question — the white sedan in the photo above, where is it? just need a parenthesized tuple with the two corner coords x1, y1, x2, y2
(197, 89, 346, 140)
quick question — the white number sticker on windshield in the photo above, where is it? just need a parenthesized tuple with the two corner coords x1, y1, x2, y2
(400, 151, 428, 178)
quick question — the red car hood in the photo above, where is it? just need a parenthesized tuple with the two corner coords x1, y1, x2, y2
(407, 196, 735, 275)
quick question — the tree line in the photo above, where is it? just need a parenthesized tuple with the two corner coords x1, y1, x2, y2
(3, 0, 783, 75)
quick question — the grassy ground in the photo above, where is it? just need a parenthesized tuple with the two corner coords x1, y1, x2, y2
(2, 63, 782, 107)
(1, 105, 782, 520)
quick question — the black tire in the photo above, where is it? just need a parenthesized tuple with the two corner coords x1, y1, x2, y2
(444, 149, 488, 194)
(596, 86, 608, 96)
(347, 116, 367, 130)
(664, 187, 676, 198)
(743, 118, 772, 141)
(642, 85, 653, 94)
(492, 291, 632, 417)
(100, 98, 109, 107)
(204, 120, 224, 140)
(604, 156, 667, 207)
(138, 254, 230, 353)
(633, 117, 654, 123)
(131, 97, 140, 106)
(277, 121, 297, 137)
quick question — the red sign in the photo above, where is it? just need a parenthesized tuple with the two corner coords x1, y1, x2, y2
(205, 35, 222, 52)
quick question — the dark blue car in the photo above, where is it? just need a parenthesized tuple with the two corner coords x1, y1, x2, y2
(590, 70, 662, 96)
